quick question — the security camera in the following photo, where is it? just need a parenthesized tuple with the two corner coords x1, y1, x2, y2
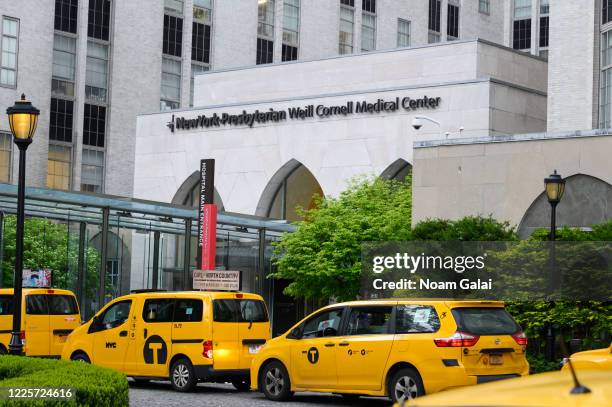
(411, 117, 423, 130)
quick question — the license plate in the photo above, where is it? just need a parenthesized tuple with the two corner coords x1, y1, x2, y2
(489, 354, 503, 365)
(248, 345, 262, 354)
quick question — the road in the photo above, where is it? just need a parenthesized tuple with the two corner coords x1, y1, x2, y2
(129, 380, 394, 407)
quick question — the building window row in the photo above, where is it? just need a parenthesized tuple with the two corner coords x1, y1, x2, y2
(447, 1, 460, 41)
(479, 0, 490, 15)
(0, 17, 18, 88)
(361, 0, 376, 52)
(161, 57, 181, 110)
(163, 14, 183, 57)
(165, 0, 184, 15)
(88, 0, 111, 41)
(397, 18, 410, 48)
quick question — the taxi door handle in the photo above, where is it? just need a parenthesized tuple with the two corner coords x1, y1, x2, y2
(339, 342, 349, 347)
(324, 343, 335, 347)
(143, 328, 148, 339)
(119, 330, 127, 337)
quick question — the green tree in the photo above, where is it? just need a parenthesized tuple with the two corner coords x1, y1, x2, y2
(271, 176, 412, 301)
(1, 216, 100, 300)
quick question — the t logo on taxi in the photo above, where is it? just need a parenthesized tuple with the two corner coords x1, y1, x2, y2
(307, 347, 319, 364)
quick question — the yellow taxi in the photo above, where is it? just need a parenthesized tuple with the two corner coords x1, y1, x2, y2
(562, 342, 612, 371)
(62, 290, 270, 392)
(0, 288, 80, 357)
(251, 299, 529, 403)
(401, 369, 611, 406)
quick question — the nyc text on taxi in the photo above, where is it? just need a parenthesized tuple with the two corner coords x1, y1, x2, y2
(62, 290, 270, 391)
(251, 300, 529, 403)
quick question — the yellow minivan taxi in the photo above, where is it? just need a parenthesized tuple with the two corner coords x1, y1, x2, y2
(62, 290, 271, 392)
(251, 299, 529, 403)
(0, 288, 80, 357)
(562, 342, 612, 371)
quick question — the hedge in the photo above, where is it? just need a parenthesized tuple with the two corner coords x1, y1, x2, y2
(0, 356, 128, 406)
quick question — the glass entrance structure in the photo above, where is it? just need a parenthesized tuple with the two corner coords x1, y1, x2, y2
(0, 183, 295, 331)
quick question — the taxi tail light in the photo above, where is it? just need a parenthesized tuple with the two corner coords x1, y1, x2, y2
(202, 340, 213, 359)
(20, 331, 25, 345)
(512, 330, 528, 346)
(434, 331, 479, 347)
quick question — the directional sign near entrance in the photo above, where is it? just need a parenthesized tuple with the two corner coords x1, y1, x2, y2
(193, 270, 241, 291)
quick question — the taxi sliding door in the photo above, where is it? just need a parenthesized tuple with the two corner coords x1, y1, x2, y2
(237, 298, 271, 370)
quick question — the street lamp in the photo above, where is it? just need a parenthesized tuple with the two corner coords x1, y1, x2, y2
(543, 169, 565, 361)
(544, 170, 565, 241)
(6, 94, 39, 355)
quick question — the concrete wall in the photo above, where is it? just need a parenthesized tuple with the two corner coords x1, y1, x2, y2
(412, 130, 612, 229)
(136, 40, 547, 216)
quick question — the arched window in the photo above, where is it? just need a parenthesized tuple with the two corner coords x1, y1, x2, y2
(380, 158, 412, 182)
(172, 171, 224, 210)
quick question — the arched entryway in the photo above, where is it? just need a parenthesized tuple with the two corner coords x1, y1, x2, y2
(171, 170, 225, 210)
(255, 159, 323, 222)
(518, 174, 612, 238)
(380, 158, 412, 182)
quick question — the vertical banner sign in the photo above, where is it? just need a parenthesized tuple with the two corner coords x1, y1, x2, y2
(198, 159, 216, 270)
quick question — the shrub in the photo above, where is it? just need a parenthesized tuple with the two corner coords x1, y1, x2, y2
(0, 356, 128, 406)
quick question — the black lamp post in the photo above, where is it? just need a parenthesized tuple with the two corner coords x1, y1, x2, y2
(6, 94, 39, 355)
(543, 169, 565, 361)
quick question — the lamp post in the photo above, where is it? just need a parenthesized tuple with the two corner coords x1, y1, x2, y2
(6, 94, 39, 355)
(543, 169, 565, 361)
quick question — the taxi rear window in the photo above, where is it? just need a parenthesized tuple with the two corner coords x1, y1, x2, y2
(451, 307, 519, 335)
(26, 295, 78, 315)
(213, 299, 268, 323)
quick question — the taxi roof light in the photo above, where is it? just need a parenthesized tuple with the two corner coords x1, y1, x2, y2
(434, 331, 480, 347)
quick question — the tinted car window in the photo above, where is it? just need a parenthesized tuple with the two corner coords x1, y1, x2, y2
(100, 300, 131, 330)
(213, 299, 236, 322)
(396, 305, 441, 334)
(346, 306, 392, 335)
(301, 308, 343, 338)
(48, 295, 78, 315)
(26, 295, 48, 315)
(143, 299, 174, 322)
(452, 307, 519, 335)
(0, 295, 12, 315)
(238, 300, 268, 323)
(174, 299, 203, 322)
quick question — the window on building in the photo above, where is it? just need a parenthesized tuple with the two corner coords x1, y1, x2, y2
(0, 132, 11, 183)
(268, 163, 323, 222)
(190, 63, 209, 107)
(256, 38, 274, 65)
(165, 0, 184, 14)
(282, 0, 299, 61)
(47, 144, 72, 190)
(447, 2, 459, 40)
(340, 0, 354, 6)
(55, 0, 78, 34)
(85, 41, 108, 102)
(83, 104, 106, 147)
(361, 1, 376, 52)
(339, 5, 354, 54)
(52, 34, 76, 97)
(397, 19, 410, 48)
(479, 0, 490, 14)
(513, 0, 531, 51)
(604, 0, 612, 24)
(192, 22, 210, 63)
(428, 0, 441, 43)
(539, 0, 549, 53)
(88, 0, 111, 41)
(161, 57, 181, 110)
(81, 148, 104, 193)
(1, 17, 18, 88)
(163, 15, 183, 57)
(540, 0, 549, 15)
(50, 98, 74, 143)
(257, 0, 275, 64)
(193, 0, 212, 23)
(600, 31, 612, 127)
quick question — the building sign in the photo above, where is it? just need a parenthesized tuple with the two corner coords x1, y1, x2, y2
(198, 159, 217, 270)
(23, 269, 52, 288)
(166, 95, 441, 132)
(193, 270, 241, 291)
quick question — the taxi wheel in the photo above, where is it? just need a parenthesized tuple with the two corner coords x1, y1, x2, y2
(260, 361, 292, 401)
(389, 367, 424, 404)
(231, 378, 251, 392)
(0, 346, 7, 355)
(71, 352, 90, 363)
(170, 358, 196, 392)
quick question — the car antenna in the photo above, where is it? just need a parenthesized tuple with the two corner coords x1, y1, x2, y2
(560, 338, 591, 394)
